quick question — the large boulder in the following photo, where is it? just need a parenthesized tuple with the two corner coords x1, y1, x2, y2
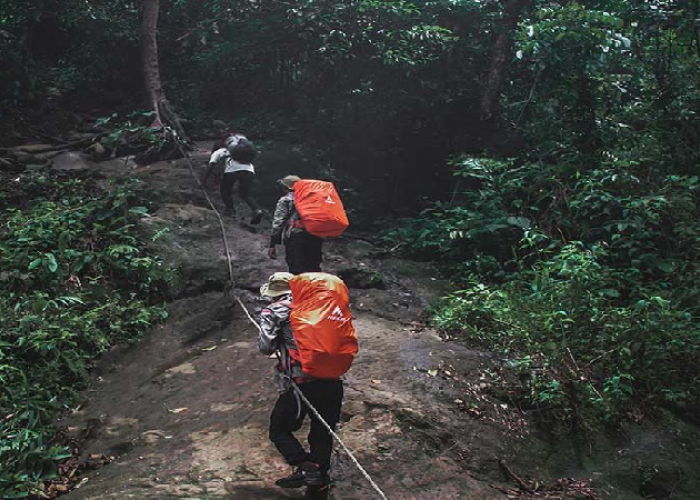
(0, 157, 24, 173)
(51, 151, 93, 172)
(13, 151, 42, 165)
(84, 142, 110, 161)
(337, 267, 387, 289)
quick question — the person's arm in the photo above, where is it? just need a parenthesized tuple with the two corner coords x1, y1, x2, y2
(203, 149, 224, 185)
(258, 304, 284, 354)
(269, 195, 292, 258)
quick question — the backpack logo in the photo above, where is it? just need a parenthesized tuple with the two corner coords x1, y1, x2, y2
(325, 195, 336, 204)
(327, 306, 349, 323)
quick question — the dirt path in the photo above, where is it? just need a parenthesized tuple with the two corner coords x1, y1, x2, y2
(51, 143, 700, 499)
(56, 144, 517, 499)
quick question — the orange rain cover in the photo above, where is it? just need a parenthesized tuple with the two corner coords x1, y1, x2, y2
(293, 180, 349, 238)
(289, 273, 359, 379)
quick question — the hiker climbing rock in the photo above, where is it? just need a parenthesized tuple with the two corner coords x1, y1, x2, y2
(202, 132, 264, 224)
(269, 175, 349, 274)
(258, 272, 358, 500)
(269, 175, 322, 274)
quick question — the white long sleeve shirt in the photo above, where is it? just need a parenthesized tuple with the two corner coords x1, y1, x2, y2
(209, 147, 254, 174)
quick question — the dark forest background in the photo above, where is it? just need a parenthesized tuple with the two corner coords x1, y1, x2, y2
(2, 1, 700, 497)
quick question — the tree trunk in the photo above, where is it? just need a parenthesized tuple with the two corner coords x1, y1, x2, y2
(139, 0, 189, 143)
(480, 0, 532, 122)
(572, 69, 602, 156)
(694, 0, 700, 61)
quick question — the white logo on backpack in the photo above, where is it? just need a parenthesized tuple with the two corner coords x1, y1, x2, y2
(327, 306, 349, 323)
(325, 195, 336, 204)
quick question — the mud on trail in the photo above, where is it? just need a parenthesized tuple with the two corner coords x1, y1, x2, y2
(40, 143, 700, 500)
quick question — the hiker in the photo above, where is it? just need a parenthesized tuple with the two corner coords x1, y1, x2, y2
(202, 133, 264, 224)
(258, 272, 345, 500)
(268, 175, 323, 274)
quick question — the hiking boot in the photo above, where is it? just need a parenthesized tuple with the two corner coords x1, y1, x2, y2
(275, 461, 323, 489)
(250, 209, 264, 225)
(305, 483, 330, 499)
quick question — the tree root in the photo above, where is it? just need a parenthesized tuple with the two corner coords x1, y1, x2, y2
(0, 136, 100, 155)
(499, 459, 535, 494)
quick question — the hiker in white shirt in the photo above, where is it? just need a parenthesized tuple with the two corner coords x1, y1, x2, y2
(203, 133, 264, 224)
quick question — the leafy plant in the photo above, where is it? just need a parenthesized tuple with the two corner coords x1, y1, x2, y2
(0, 172, 173, 497)
(96, 111, 166, 150)
(391, 153, 700, 426)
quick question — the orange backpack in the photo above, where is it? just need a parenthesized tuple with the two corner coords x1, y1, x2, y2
(293, 180, 349, 238)
(289, 273, 358, 379)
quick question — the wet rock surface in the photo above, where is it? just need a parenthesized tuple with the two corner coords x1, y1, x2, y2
(337, 267, 387, 290)
(52, 143, 700, 499)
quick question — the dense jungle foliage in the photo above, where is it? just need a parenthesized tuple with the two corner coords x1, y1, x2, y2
(2, 0, 700, 496)
(0, 173, 172, 497)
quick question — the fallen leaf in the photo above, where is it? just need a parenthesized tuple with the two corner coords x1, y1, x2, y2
(201, 345, 218, 352)
(168, 407, 188, 414)
(371, 379, 382, 385)
(427, 369, 438, 377)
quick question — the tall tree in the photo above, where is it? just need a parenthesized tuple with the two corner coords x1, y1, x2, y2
(139, 0, 189, 142)
(480, 0, 533, 122)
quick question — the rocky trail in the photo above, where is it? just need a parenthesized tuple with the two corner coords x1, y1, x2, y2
(13, 141, 697, 499)
(52, 143, 514, 500)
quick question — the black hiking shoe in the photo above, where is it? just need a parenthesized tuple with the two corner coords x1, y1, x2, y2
(305, 483, 330, 499)
(250, 209, 264, 225)
(275, 462, 323, 489)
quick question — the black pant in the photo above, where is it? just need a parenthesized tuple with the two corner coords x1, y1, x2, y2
(220, 170, 259, 211)
(285, 231, 323, 275)
(269, 380, 343, 474)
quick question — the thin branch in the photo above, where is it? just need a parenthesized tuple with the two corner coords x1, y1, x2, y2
(515, 65, 545, 129)
(499, 459, 535, 494)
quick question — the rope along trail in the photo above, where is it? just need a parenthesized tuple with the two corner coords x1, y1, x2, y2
(175, 141, 235, 284)
(173, 137, 389, 500)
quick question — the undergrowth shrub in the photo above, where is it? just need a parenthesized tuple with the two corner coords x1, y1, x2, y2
(387, 156, 700, 425)
(433, 242, 700, 423)
(0, 172, 173, 498)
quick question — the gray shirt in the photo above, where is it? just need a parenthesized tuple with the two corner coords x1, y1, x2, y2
(258, 295, 304, 391)
(270, 192, 303, 246)
(258, 295, 296, 354)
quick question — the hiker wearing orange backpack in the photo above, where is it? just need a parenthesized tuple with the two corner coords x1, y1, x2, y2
(258, 272, 358, 500)
(268, 175, 321, 274)
(268, 175, 349, 274)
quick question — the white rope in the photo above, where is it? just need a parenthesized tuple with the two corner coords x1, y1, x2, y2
(238, 298, 389, 500)
(235, 295, 262, 333)
(173, 137, 235, 283)
(174, 133, 389, 500)
(289, 373, 390, 500)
